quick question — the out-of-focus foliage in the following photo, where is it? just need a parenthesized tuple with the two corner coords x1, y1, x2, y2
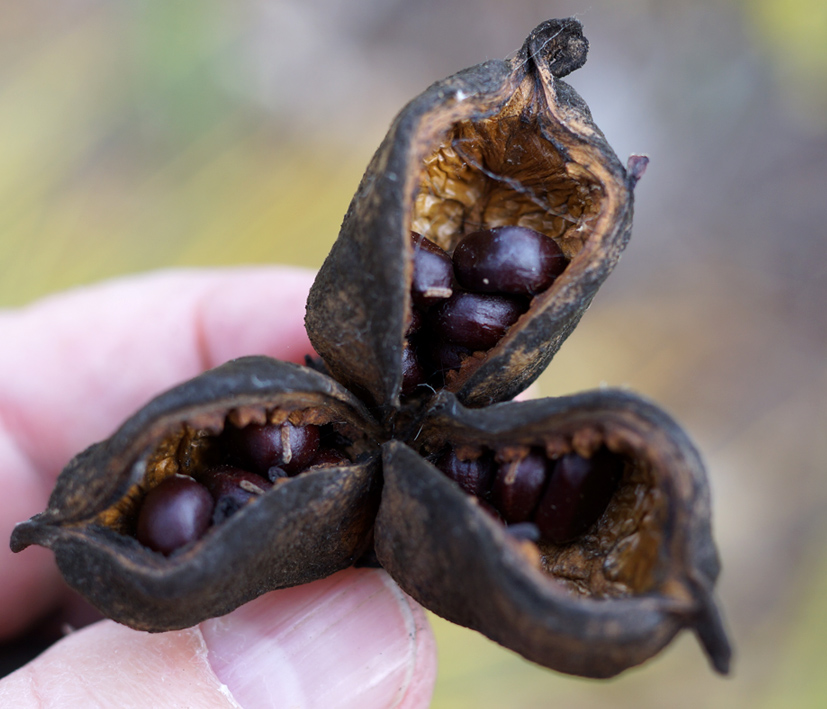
(747, 0, 827, 123)
(0, 3, 371, 307)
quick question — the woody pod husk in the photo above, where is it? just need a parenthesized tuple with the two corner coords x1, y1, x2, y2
(11, 18, 731, 678)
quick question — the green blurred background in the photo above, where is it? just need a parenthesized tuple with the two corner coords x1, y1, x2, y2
(2, 1, 826, 706)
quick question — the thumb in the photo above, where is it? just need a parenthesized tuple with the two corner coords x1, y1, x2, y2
(0, 568, 437, 709)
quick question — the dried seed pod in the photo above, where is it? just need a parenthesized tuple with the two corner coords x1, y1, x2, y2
(375, 391, 731, 678)
(10, 357, 382, 632)
(306, 18, 638, 416)
(10, 17, 727, 681)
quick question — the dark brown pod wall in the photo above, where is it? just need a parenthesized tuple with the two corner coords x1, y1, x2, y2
(375, 391, 730, 677)
(306, 18, 635, 417)
(11, 18, 731, 678)
(11, 358, 383, 631)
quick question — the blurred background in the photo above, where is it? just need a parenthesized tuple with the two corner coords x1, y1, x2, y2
(1, 0, 826, 706)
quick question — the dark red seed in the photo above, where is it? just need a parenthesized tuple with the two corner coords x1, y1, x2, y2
(534, 448, 624, 544)
(198, 465, 269, 522)
(136, 475, 214, 555)
(430, 291, 526, 350)
(231, 422, 320, 476)
(452, 226, 567, 295)
(410, 232, 454, 306)
(401, 343, 426, 395)
(307, 448, 351, 468)
(435, 448, 495, 498)
(491, 449, 550, 523)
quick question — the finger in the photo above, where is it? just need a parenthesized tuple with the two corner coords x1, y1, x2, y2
(0, 432, 61, 638)
(0, 267, 316, 480)
(0, 267, 315, 637)
(0, 569, 437, 709)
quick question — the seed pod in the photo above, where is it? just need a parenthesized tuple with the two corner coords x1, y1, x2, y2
(10, 17, 728, 680)
(306, 18, 639, 417)
(10, 357, 382, 632)
(375, 391, 731, 678)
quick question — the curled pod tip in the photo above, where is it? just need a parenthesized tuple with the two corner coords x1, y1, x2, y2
(306, 17, 637, 418)
(375, 391, 731, 677)
(11, 356, 384, 631)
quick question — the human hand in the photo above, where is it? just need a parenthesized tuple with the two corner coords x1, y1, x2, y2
(0, 268, 436, 707)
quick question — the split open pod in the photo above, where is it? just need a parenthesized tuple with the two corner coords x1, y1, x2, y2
(376, 392, 730, 677)
(306, 18, 641, 417)
(11, 358, 383, 631)
(11, 18, 730, 676)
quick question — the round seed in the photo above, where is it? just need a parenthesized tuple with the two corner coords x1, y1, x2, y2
(410, 232, 454, 306)
(430, 291, 526, 350)
(136, 475, 214, 555)
(199, 465, 269, 523)
(435, 448, 495, 498)
(534, 448, 624, 544)
(231, 422, 320, 476)
(452, 226, 567, 295)
(492, 449, 550, 523)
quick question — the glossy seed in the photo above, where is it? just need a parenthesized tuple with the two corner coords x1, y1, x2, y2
(430, 292, 526, 350)
(199, 465, 269, 523)
(410, 232, 454, 306)
(491, 448, 549, 523)
(534, 448, 624, 544)
(435, 448, 495, 498)
(136, 475, 214, 555)
(452, 226, 567, 295)
(231, 422, 320, 476)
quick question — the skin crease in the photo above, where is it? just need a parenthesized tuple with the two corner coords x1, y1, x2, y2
(0, 267, 437, 708)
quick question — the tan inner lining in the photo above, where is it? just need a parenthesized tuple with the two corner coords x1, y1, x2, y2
(96, 405, 371, 536)
(538, 455, 665, 598)
(426, 432, 667, 599)
(410, 94, 604, 259)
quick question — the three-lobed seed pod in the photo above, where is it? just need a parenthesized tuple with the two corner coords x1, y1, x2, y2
(10, 17, 731, 677)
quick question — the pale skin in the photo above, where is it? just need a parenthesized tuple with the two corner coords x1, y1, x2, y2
(0, 267, 437, 708)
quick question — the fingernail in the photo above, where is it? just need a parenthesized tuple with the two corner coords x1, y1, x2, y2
(200, 568, 436, 709)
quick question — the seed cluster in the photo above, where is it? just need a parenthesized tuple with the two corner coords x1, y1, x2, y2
(135, 421, 351, 555)
(403, 226, 567, 393)
(434, 445, 624, 545)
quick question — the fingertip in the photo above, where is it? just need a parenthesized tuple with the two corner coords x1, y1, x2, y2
(195, 267, 316, 367)
(389, 577, 439, 709)
(0, 621, 236, 708)
(0, 266, 318, 480)
(0, 433, 63, 639)
(201, 568, 437, 709)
